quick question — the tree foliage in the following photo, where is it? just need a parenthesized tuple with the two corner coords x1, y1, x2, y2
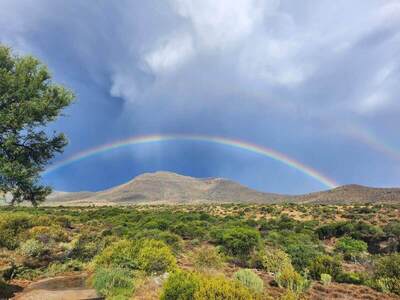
(0, 45, 74, 205)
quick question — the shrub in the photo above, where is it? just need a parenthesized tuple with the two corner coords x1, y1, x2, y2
(309, 255, 342, 280)
(374, 277, 400, 295)
(218, 227, 261, 258)
(134, 230, 182, 252)
(25, 226, 69, 243)
(262, 248, 292, 273)
(285, 243, 320, 271)
(275, 264, 310, 293)
(19, 239, 47, 257)
(336, 272, 364, 284)
(161, 270, 255, 300)
(335, 237, 368, 262)
(0, 213, 34, 249)
(71, 233, 108, 262)
(191, 245, 224, 270)
(171, 222, 206, 240)
(93, 239, 138, 269)
(234, 269, 264, 293)
(195, 274, 254, 300)
(372, 253, 400, 295)
(92, 266, 135, 299)
(320, 273, 331, 285)
(136, 239, 176, 274)
(280, 290, 298, 300)
(160, 270, 199, 300)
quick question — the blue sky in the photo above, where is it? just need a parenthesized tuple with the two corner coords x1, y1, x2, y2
(1, 0, 400, 194)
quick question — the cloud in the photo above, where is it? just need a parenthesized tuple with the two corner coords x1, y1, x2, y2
(1, 0, 400, 191)
(144, 32, 194, 74)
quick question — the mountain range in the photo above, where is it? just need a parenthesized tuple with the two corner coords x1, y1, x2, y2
(46, 171, 400, 205)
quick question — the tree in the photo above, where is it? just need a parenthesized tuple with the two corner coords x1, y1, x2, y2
(0, 45, 74, 205)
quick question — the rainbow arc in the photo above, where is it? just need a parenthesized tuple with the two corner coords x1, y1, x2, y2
(43, 134, 338, 189)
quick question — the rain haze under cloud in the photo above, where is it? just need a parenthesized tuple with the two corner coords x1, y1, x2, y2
(1, 0, 400, 194)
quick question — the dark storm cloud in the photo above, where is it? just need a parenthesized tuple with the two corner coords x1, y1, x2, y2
(1, 0, 400, 193)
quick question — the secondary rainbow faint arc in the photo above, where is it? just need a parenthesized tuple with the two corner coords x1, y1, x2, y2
(43, 134, 338, 189)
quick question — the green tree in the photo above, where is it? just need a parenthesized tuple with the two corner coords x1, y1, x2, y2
(0, 45, 74, 205)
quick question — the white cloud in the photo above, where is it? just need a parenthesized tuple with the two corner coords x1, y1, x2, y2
(144, 32, 194, 73)
(170, 0, 267, 49)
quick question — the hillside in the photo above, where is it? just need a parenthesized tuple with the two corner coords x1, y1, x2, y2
(46, 171, 400, 205)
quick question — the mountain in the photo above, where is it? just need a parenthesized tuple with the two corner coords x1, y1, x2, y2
(46, 171, 400, 205)
(294, 184, 400, 204)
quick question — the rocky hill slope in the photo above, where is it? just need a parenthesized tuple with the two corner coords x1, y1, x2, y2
(46, 171, 400, 205)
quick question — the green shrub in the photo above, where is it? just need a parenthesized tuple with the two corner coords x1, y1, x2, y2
(25, 225, 69, 243)
(92, 266, 135, 300)
(336, 272, 364, 284)
(45, 260, 84, 277)
(372, 253, 400, 295)
(19, 239, 47, 257)
(191, 245, 224, 270)
(335, 237, 368, 262)
(262, 248, 291, 273)
(374, 277, 400, 295)
(93, 239, 138, 269)
(194, 274, 254, 300)
(160, 270, 199, 300)
(0, 213, 34, 249)
(161, 270, 255, 300)
(134, 230, 182, 252)
(70, 233, 108, 261)
(136, 239, 176, 274)
(320, 273, 331, 285)
(0, 229, 18, 249)
(234, 269, 264, 293)
(217, 227, 261, 258)
(309, 255, 342, 280)
(275, 264, 310, 293)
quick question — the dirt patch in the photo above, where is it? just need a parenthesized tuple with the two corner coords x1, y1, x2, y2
(11, 273, 102, 300)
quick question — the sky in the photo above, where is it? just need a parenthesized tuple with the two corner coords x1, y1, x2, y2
(1, 0, 400, 194)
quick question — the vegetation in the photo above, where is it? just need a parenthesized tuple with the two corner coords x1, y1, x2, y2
(0, 45, 74, 205)
(1, 203, 400, 299)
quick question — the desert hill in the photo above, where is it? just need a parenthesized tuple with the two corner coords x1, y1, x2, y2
(46, 171, 400, 205)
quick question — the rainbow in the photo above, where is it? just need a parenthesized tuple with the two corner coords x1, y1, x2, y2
(348, 127, 400, 161)
(43, 134, 338, 188)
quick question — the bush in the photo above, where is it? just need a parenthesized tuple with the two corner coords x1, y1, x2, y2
(134, 230, 182, 252)
(191, 245, 224, 270)
(336, 272, 364, 284)
(0, 213, 34, 249)
(160, 270, 199, 300)
(217, 227, 261, 258)
(19, 239, 47, 257)
(275, 264, 310, 293)
(320, 273, 331, 285)
(309, 255, 342, 280)
(372, 253, 400, 295)
(92, 266, 135, 299)
(335, 237, 368, 262)
(195, 274, 254, 300)
(262, 248, 291, 273)
(25, 226, 69, 243)
(93, 239, 138, 269)
(136, 239, 176, 274)
(70, 233, 108, 261)
(161, 270, 255, 300)
(234, 269, 264, 293)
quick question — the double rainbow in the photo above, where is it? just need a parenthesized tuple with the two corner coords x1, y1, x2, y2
(43, 134, 338, 189)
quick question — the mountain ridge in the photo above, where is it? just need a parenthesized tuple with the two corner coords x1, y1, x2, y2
(46, 171, 400, 205)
